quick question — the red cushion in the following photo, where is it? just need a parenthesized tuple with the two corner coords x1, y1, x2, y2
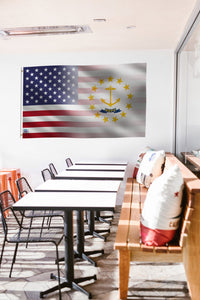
(140, 223, 176, 246)
(133, 166, 139, 178)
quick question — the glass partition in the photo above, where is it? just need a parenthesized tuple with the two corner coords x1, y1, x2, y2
(176, 12, 200, 172)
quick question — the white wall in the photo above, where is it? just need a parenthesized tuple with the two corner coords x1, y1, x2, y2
(0, 50, 175, 202)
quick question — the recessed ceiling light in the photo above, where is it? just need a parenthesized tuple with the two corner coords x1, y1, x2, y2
(0, 25, 92, 37)
(126, 25, 136, 29)
(93, 18, 107, 22)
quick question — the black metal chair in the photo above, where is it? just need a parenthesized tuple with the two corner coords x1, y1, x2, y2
(0, 190, 63, 299)
(41, 167, 54, 180)
(49, 163, 58, 176)
(65, 158, 73, 168)
(16, 176, 64, 229)
(16, 176, 33, 196)
(16, 176, 45, 243)
(40, 170, 64, 228)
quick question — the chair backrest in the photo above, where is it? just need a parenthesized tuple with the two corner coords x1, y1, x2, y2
(41, 168, 53, 181)
(16, 177, 33, 198)
(0, 190, 21, 237)
(65, 158, 73, 167)
(49, 163, 58, 176)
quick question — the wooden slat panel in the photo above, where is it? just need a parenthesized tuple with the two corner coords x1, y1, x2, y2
(155, 246, 168, 253)
(184, 206, 194, 221)
(180, 233, 188, 248)
(181, 220, 191, 236)
(114, 178, 133, 250)
(130, 250, 182, 262)
(128, 180, 141, 249)
(187, 192, 199, 208)
(141, 244, 154, 252)
(167, 246, 182, 253)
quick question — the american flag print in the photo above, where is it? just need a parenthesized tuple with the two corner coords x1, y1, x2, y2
(22, 63, 146, 138)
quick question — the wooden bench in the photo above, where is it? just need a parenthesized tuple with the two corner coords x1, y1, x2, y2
(114, 152, 200, 300)
(181, 152, 200, 171)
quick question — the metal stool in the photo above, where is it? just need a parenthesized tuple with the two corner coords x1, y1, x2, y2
(0, 171, 12, 217)
(1, 168, 21, 201)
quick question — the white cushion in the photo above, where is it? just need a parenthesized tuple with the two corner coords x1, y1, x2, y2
(136, 150, 165, 187)
(141, 164, 184, 231)
(133, 146, 153, 178)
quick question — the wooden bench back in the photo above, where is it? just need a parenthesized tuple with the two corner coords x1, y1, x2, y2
(165, 153, 200, 246)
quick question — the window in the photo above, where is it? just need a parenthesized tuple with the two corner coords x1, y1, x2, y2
(176, 11, 200, 166)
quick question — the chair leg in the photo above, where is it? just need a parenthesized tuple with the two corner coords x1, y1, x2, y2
(9, 243, 19, 278)
(0, 237, 6, 267)
(19, 215, 24, 228)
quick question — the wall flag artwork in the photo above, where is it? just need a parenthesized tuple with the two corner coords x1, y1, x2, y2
(22, 63, 146, 138)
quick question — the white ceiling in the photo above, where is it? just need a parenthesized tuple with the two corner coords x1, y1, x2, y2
(0, 0, 197, 54)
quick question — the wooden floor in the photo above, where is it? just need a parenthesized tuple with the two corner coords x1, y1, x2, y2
(0, 208, 191, 300)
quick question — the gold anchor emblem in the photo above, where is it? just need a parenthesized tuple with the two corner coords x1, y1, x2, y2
(101, 85, 120, 107)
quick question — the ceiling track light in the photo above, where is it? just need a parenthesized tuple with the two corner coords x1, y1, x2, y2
(0, 25, 92, 37)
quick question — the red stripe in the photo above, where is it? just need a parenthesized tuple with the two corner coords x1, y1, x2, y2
(23, 121, 102, 128)
(78, 77, 99, 82)
(23, 132, 104, 138)
(79, 88, 96, 94)
(79, 99, 102, 105)
(78, 66, 106, 71)
(79, 88, 104, 93)
(23, 110, 93, 117)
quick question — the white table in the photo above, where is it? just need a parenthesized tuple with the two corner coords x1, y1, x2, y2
(66, 164, 127, 171)
(13, 191, 116, 299)
(35, 179, 121, 192)
(35, 179, 120, 263)
(75, 162, 127, 166)
(51, 171, 124, 234)
(54, 170, 125, 180)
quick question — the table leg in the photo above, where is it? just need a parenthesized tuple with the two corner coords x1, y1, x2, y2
(40, 210, 96, 299)
(85, 210, 110, 241)
(95, 210, 113, 224)
(75, 211, 104, 266)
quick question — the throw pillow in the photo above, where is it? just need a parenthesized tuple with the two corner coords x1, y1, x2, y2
(133, 146, 154, 178)
(136, 150, 165, 187)
(140, 164, 184, 246)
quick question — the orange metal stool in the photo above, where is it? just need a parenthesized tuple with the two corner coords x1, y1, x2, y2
(0, 171, 12, 217)
(0, 168, 21, 201)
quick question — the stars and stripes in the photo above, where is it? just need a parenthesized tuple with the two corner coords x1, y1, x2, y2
(22, 63, 146, 138)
